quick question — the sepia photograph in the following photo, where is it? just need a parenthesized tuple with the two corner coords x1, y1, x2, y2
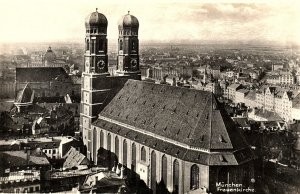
(0, 0, 300, 193)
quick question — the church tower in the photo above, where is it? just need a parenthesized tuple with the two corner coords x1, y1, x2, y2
(116, 11, 141, 80)
(80, 9, 110, 161)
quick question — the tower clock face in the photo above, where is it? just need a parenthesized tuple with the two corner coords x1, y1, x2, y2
(131, 59, 137, 69)
(96, 60, 105, 70)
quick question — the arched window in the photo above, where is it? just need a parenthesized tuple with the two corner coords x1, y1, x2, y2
(115, 136, 119, 159)
(161, 155, 168, 185)
(100, 131, 104, 148)
(132, 143, 136, 171)
(86, 39, 89, 51)
(190, 164, 199, 190)
(123, 139, 127, 166)
(99, 39, 103, 51)
(91, 40, 95, 53)
(173, 159, 179, 194)
(107, 133, 111, 151)
(141, 146, 146, 161)
(120, 40, 123, 50)
(151, 151, 157, 190)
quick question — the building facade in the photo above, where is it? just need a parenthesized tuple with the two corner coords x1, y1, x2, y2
(91, 80, 255, 194)
(80, 10, 255, 194)
(80, 10, 141, 160)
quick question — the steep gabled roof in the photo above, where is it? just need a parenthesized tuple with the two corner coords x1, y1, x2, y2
(16, 67, 69, 82)
(63, 147, 89, 169)
(96, 80, 250, 156)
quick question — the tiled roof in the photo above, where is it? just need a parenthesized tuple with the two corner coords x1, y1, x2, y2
(16, 67, 70, 82)
(24, 139, 61, 149)
(228, 83, 241, 89)
(232, 117, 250, 128)
(245, 91, 256, 101)
(292, 93, 300, 108)
(93, 80, 254, 165)
(255, 109, 282, 121)
(236, 89, 249, 94)
(63, 147, 89, 169)
(0, 150, 50, 168)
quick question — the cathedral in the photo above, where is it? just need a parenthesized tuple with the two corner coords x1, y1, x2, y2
(80, 9, 255, 194)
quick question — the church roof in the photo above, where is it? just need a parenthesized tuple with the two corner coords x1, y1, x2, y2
(118, 12, 139, 29)
(85, 9, 108, 28)
(44, 46, 56, 62)
(15, 83, 34, 104)
(16, 67, 70, 82)
(93, 80, 254, 165)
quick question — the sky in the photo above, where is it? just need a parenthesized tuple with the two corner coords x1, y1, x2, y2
(0, 0, 299, 45)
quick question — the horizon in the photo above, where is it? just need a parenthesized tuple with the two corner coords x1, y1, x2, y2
(0, 0, 300, 47)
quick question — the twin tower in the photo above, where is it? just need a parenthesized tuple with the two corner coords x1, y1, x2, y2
(81, 9, 141, 159)
(84, 9, 140, 77)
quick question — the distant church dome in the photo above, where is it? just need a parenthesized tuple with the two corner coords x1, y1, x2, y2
(85, 9, 108, 28)
(44, 46, 56, 62)
(118, 11, 139, 29)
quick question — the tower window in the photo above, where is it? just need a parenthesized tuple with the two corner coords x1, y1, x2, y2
(132, 41, 136, 50)
(120, 40, 123, 50)
(99, 39, 104, 51)
(91, 40, 95, 53)
(86, 40, 90, 51)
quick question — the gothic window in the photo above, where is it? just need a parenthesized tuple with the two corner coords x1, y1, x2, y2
(107, 133, 111, 151)
(141, 146, 146, 161)
(132, 41, 136, 50)
(161, 155, 168, 185)
(123, 139, 127, 166)
(190, 164, 200, 190)
(86, 40, 89, 51)
(115, 136, 119, 159)
(151, 151, 157, 190)
(132, 143, 136, 170)
(120, 40, 123, 50)
(173, 159, 179, 194)
(100, 131, 104, 148)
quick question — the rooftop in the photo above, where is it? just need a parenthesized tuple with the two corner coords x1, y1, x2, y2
(0, 150, 50, 168)
(16, 67, 70, 83)
(93, 80, 254, 165)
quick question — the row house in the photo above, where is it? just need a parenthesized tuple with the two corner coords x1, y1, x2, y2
(226, 83, 243, 102)
(255, 86, 300, 122)
(266, 71, 295, 85)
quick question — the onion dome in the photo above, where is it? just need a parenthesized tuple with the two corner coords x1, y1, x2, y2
(44, 46, 56, 62)
(118, 11, 139, 29)
(85, 8, 108, 28)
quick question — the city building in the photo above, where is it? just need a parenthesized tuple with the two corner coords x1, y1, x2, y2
(15, 67, 80, 100)
(235, 89, 249, 105)
(0, 80, 15, 98)
(80, 10, 255, 194)
(0, 150, 50, 193)
(266, 71, 295, 85)
(254, 86, 300, 121)
(80, 10, 141, 164)
(25, 47, 68, 68)
(227, 83, 242, 101)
